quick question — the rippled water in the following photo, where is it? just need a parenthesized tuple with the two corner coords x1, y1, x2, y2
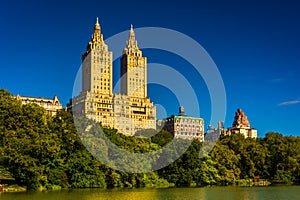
(1, 186, 299, 200)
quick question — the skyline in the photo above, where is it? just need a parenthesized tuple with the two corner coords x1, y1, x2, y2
(1, 0, 300, 137)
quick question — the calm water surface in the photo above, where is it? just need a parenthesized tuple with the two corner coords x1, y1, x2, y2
(1, 186, 299, 200)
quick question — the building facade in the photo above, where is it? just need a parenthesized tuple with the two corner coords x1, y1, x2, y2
(16, 95, 62, 115)
(205, 121, 226, 142)
(121, 24, 147, 98)
(162, 106, 205, 142)
(226, 108, 257, 138)
(71, 18, 156, 135)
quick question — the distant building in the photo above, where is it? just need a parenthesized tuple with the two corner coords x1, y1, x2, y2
(205, 121, 226, 142)
(16, 95, 62, 115)
(161, 106, 205, 141)
(226, 108, 257, 138)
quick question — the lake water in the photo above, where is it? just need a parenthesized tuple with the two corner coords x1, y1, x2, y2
(0, 186, 299, 200)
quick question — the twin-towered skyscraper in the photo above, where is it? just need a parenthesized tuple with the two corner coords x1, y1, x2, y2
(72, 18, 156, 135)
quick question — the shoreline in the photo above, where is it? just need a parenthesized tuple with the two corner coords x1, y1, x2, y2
(2, 181, 299, 193)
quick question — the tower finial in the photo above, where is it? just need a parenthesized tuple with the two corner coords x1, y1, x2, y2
(123, 23, 139, 52)
(94, 17, 100, 31)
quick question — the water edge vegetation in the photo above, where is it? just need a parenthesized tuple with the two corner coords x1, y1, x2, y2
(0, 88, 299, 191)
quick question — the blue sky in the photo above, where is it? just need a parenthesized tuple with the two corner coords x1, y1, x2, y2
(1, 0, 300, 137)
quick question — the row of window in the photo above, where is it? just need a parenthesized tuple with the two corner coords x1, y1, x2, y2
(99, 69, 110, 73)
(92, 51, 110, 56)
(114, 101, 130, 105)
(175, 132, 204, 137)
(93, 87, 108, 91)
(87, 101, 112, 106)
(95, 109, 111, 115)
(93, 77, 110, 81)
(93, 60, 111, 65)
(94, 84, 110, 89)
(93, 56, 111, 60)
(175, 119, 203, 125)
(128, 51, 141, 57)
(129, 78, 144, 81)
(176, 127, 203, 132)
(177, 124, 203, 128)
(114, 105, 129, 109)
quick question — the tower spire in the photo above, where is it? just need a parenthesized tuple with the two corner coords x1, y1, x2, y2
(124, 24, 139, 53)
(129, 24, 136, 43)
(94, 17, 100, 31)
(83, 17, 104, 54)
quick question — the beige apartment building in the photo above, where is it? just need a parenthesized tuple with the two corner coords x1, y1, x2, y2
(16, 95, 62, 115)
(71, 18, 156, 135)
(161, 106, 205, 142)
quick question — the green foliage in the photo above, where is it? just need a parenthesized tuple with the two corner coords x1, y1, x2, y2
(210, 132, 300, 185)
(0, 89, 106, 190)
(1, 88, 300, 190)
(135, 129, 157, 137)
(151, 130, 173, 147)
(157, 140, 220, 186)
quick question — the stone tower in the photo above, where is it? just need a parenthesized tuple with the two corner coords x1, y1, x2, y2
(82, 17, 113, 95)
(226, 108, 257, 138)
(120, 25, 147, 98)
(232, 108, 250, 128)
(74, 18, 114, 127)
(71, 19, 156, 135)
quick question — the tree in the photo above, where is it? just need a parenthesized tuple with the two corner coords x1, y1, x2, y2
(210, 142, 241, 184)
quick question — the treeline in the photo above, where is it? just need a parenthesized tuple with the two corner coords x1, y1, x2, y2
(0, 88, 300, 190)
(158, 133, 300, 186)
(0, 89, 168, 190)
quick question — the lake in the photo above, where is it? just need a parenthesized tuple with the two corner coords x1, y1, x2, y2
(0, 186, 299, 200)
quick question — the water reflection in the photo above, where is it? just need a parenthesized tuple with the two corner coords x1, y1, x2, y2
(0, 186, 300, 200)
